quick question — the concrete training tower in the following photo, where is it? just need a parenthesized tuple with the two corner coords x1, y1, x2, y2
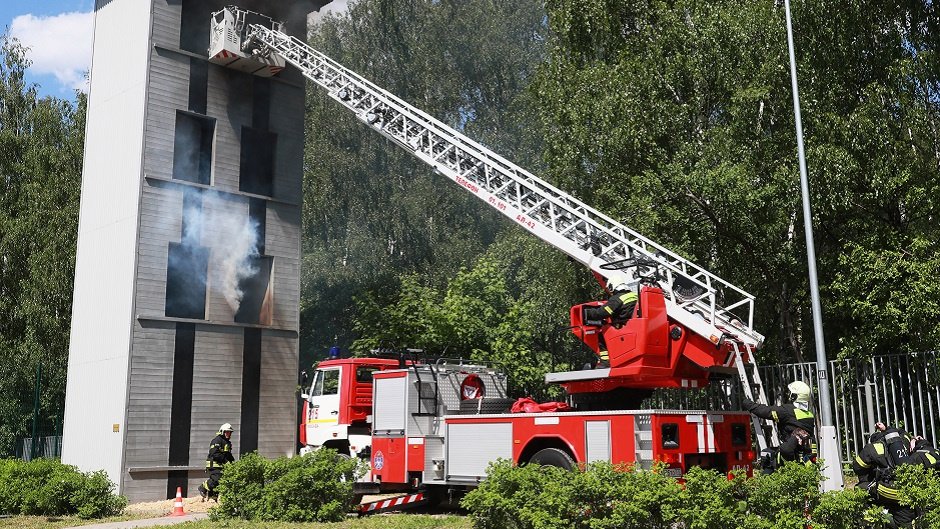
(63, 0, 321, 501)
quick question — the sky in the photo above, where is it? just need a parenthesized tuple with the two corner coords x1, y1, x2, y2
(1, 0, 351, 101)
(1, 0, 94, 100)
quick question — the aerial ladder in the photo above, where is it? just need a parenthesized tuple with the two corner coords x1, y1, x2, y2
(208, 7, 777, 452)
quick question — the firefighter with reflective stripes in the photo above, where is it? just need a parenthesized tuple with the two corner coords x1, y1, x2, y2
(198, 423, 235, 502)
(902, 435, 940, 469)
(742, 380, 817, 468)
(853, 424, 916, 528)
(582, 272, 638, 368)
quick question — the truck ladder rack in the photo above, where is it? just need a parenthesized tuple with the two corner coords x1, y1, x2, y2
(221, 12, 764, 351)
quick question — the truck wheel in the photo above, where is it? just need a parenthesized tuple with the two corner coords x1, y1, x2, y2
(458, 397, 515, 415)
(528, 448, 576, 470)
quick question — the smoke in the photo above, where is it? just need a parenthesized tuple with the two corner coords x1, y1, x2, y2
(180, 189, 261, 313)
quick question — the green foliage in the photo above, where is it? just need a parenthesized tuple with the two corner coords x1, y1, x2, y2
(214, 450, 364, 522)
(0, 458, 124, 519)
(534, 0, 940, 362)
(300, 0, 549, 367)
(0, 36, 85, 455)
(463, 460, 883, 529)
(352, 231, 594, 398)
(895, 464, 940, 529)
(811, 488, 868, 529)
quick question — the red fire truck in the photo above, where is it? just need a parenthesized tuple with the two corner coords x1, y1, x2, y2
(212, 6, 774, 503)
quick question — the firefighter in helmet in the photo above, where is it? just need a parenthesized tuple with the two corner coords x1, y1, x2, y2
(198, 423, 235, 501)
(902, 435, 940, 469)
(853, 423, 917, 528)
(742, 380, 817, 468)
(581, 272, 639, 368)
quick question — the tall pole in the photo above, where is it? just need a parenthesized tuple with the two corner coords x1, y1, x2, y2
(782, 0, 843, 490)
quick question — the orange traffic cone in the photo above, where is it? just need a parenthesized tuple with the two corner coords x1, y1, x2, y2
(169, 487, 186, 517)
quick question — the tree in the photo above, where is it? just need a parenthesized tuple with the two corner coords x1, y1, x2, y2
(532, 0, 940, 361)
(300, 0, 550, 366)
(351, 229, 595, 398)
(0, 36, 85, 455)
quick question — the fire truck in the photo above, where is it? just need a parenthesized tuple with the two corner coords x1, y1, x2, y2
(209, 6, 779, 503)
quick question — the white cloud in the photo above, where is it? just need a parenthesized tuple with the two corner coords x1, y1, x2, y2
(10, 11, 94, 93)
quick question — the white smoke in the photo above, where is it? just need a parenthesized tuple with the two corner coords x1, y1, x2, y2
(181, 190, 260, 312)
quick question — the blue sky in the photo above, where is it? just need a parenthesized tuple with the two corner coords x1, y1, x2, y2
(1, 0, 94, 100)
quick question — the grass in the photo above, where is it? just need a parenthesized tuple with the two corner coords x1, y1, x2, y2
(0, 513, 472, 529)
(0, 513, 148, 529)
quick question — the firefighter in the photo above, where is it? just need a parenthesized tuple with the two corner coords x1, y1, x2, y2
(198, 423, 235, 502)
(853, 423, 916, 528)
(742, 380, 817, 469)
(581, 272, 638, 368)
(902, 435, 940, 469)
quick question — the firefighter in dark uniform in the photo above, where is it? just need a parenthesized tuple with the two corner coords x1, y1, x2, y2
(582, 272, 638, 368)
(902, 435, 940, 469)
(198, 423, 235, 501)
(742, 380, 817, 468)
(853, 423, 916, 528)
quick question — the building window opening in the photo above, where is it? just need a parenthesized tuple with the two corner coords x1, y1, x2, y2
(165, 242, 209, 319)
(173, 111, 215, 185)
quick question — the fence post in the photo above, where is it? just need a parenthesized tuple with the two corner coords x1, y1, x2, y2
(31, 362, 41, 461)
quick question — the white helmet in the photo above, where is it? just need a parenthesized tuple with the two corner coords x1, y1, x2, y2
(605, 272, 631, 293)
(787, 381, 811, 403)
(219, 423, 233, 433)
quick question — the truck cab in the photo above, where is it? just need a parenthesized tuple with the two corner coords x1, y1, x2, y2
(300, 357, 403, 458)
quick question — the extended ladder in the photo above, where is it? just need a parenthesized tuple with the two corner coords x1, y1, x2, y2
(731, 343, 777, 451)
(212, 7, 765, 351)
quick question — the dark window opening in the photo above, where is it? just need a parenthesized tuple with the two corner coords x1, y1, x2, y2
(239, 127, 276, 196)
(173, 111, 215, 185)
(661, 422, 679, 449)
(240, 328, 261, 455)
(188, 58, 209, 115)
(731, 423, 748, 447)
(179, 1, 210, 55)
(165, 243, 209, 319)
(233, 255, 274, 325)
(168, 323, 195, 469)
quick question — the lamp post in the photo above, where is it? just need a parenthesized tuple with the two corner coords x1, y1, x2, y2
(781, 0, 844, 490)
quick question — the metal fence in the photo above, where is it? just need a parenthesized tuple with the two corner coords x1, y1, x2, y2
(15, 435, 63, 461)
(758, 351, 940, 463)
(647, 351, 940, 463)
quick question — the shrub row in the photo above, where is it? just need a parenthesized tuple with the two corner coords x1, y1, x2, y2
(0, 458, 126, 519)
(212, 449, 365, 522)
(462, 460, 910, 529)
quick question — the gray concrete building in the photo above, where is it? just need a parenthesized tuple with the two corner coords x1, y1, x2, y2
(63, 0, 321, 501)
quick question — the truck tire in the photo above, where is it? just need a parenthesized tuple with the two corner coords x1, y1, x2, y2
(528, 447, 576, 470)
(458, 397, 515, 415)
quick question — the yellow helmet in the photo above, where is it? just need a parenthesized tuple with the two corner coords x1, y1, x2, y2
(787, 381, 811, 403)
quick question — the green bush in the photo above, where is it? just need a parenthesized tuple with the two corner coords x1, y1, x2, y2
(463, 459, 892, 529)
(213, 449, 364, 522)
(896, 464, 940, 528)
(0, 458, 125, 518)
